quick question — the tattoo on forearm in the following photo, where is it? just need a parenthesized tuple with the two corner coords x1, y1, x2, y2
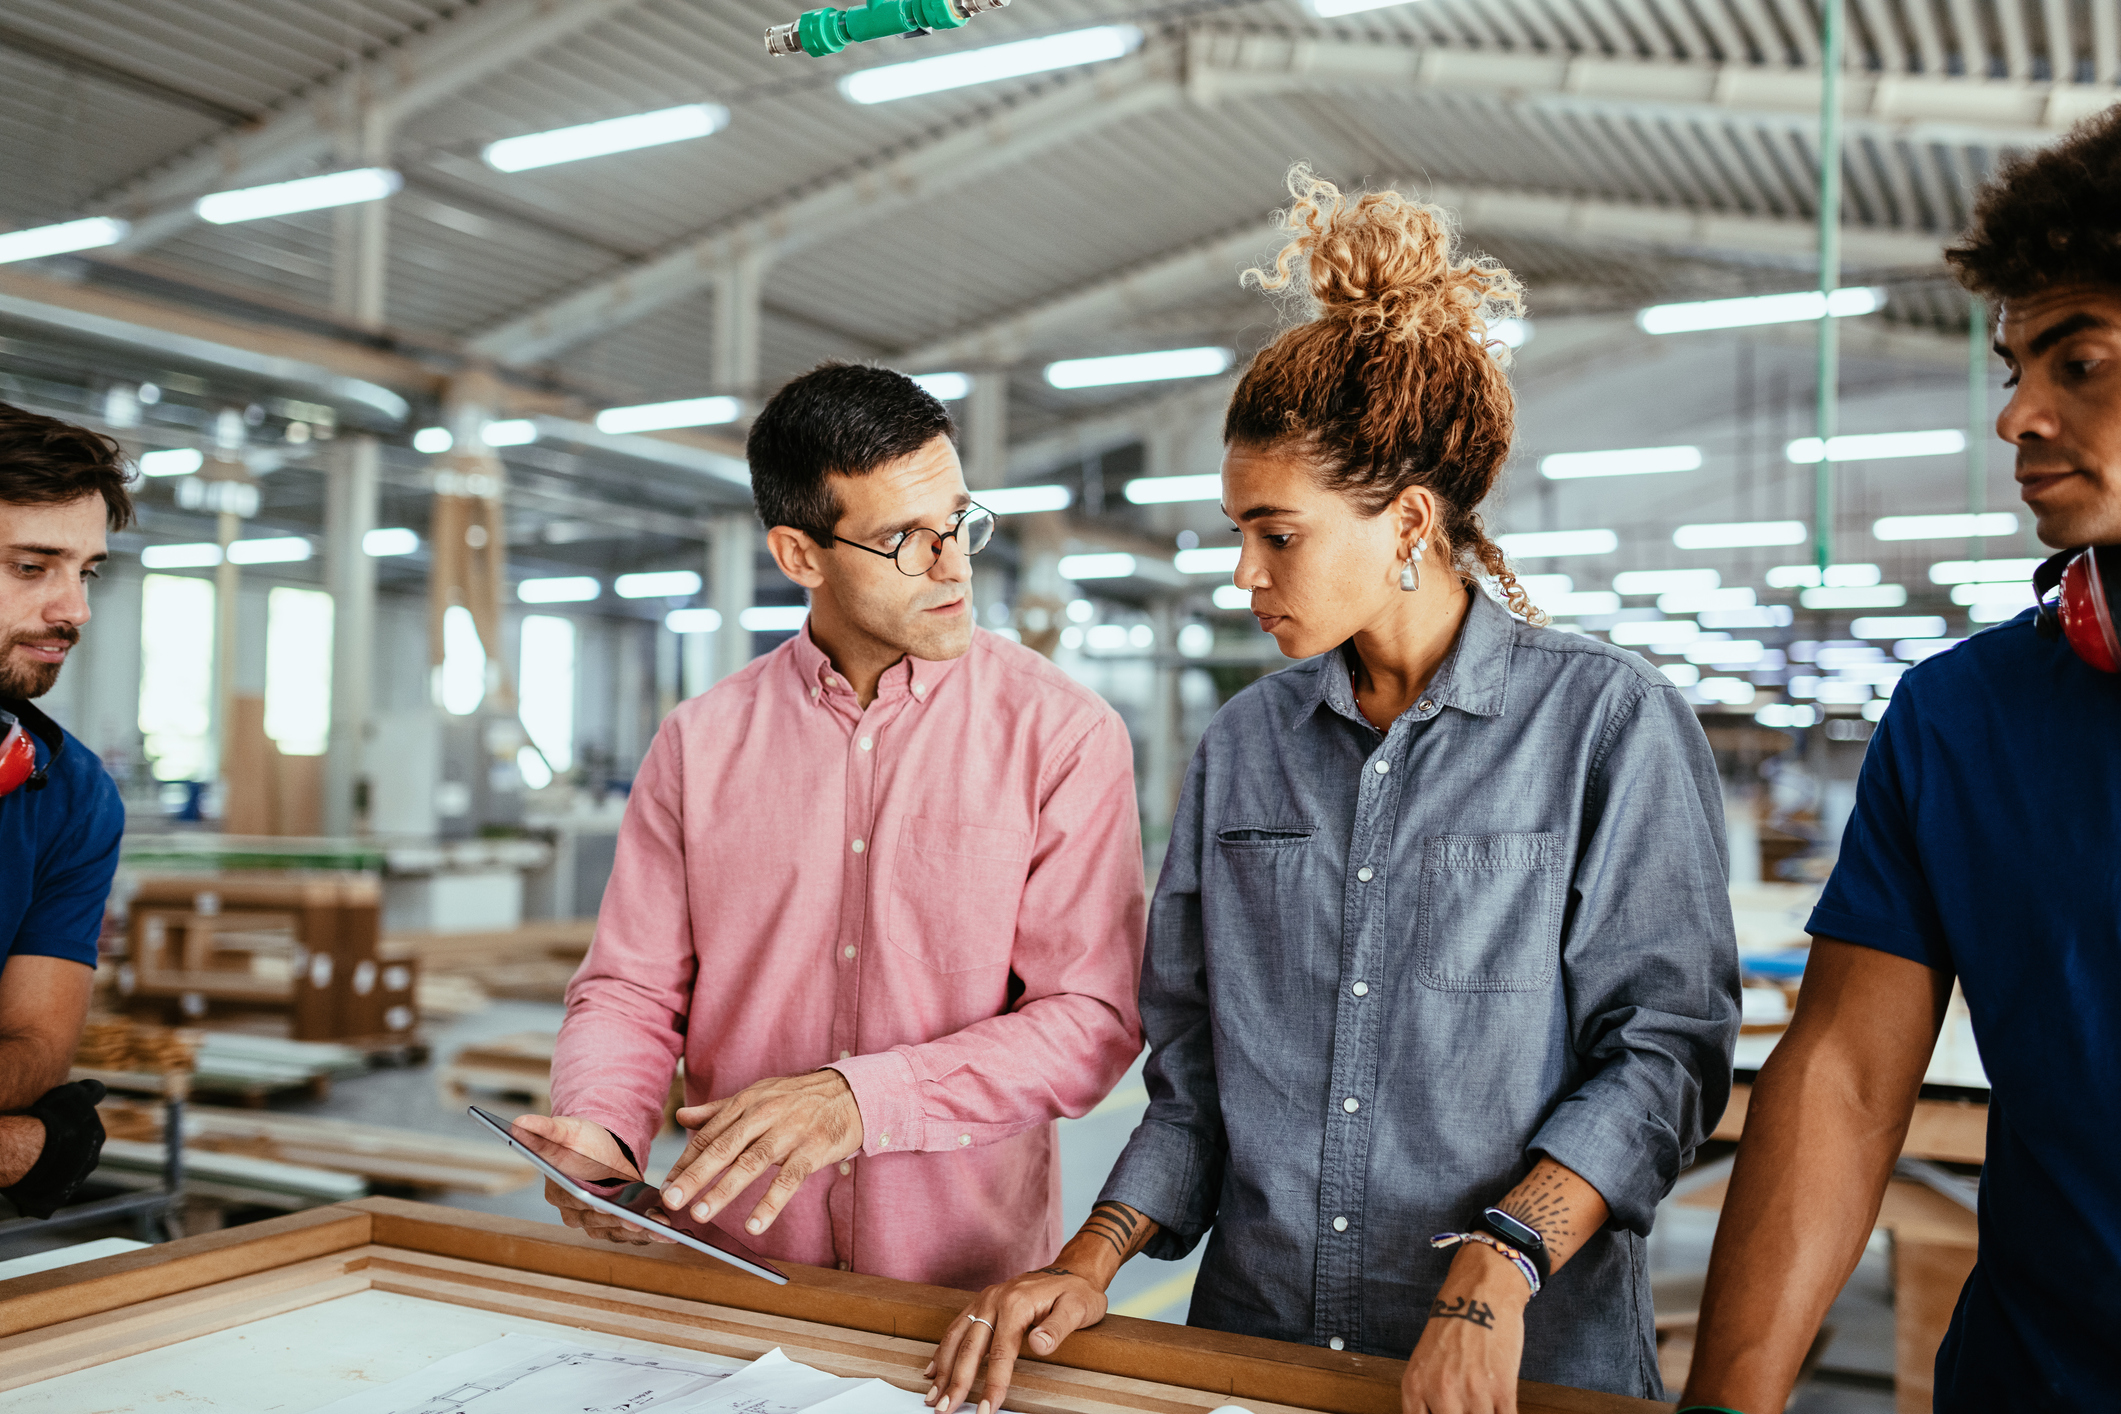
(1081, 1202, 1149, 1262)
(1500, 1166, 1579, 1251)
(1427, 1296, 1497, 1329)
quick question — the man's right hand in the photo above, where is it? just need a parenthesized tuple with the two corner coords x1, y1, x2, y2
(926, 1265, 1109, 1414)
(516, 1113, 677, 1247)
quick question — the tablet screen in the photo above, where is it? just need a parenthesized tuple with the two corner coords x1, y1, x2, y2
(467, 1105, 786, 1282)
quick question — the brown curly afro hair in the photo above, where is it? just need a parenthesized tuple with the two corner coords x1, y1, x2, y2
(1946, 106, 2121, 300)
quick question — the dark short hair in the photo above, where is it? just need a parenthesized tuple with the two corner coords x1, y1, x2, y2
(744, 363, 955, 541)
(0, 401, 136, 530)
(1947, 106, 2121, 300)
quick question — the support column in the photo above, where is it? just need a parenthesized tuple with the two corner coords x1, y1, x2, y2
(713, 255, 768, 406)
(1811, 0, 1845, 573)
(211, 508, 241, 786)
(711, 513, 756, 683)
(962, 372, 1008, 491)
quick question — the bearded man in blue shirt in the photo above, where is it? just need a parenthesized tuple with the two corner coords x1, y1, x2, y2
(1683, 109, 2121, 1413)
(0, 403, 131, 1222)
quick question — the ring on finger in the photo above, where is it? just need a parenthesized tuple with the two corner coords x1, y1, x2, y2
(966, 1316, 994, 1332)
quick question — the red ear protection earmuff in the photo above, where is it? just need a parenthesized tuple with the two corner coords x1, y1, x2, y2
(2034, 546, 2121, 673)
(0, 701, 64, 799)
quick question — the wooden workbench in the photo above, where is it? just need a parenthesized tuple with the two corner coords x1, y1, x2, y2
(0, 1199, 1668, 1412)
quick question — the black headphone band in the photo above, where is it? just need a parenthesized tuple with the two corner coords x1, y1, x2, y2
(0, 697, 65, 790)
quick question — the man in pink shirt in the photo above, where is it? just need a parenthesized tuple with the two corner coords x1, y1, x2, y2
(524, 363, 1146, 1289)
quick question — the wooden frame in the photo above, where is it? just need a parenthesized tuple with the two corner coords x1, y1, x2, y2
(0, 1199, 1665, 1412)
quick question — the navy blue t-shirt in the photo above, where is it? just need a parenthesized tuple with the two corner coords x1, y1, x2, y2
(1, 714, 123, 970)
(1809, 608, 2120, 1412)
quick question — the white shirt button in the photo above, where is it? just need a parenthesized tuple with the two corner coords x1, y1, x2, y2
(1342, 1096, 1360, 1113)
(1356, 866, 1373, 882)
(1419, 699, 1434, 712)
(826, 675, 838, 687)
(842, 945, 857, 960)
(809, 686, 819, 700)
(839, 1049, 851, 1060)
(913, 682, 926, 697)
(851, 838, 865, 853)
(859, 737, 873, 751)
(957, 1134, 971, 1146)
(1352, 981, 1369, 997)
(879, 1132, 890, 1145)
(1373, 760, 1390, 774)
(1332, 1215, 1348, 1232)
(838, 1161, 852, 1176)
(1327, 1336, 1345, 1351)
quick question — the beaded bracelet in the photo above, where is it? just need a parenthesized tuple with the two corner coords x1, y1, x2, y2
(1429, 1230, 1541, 1298)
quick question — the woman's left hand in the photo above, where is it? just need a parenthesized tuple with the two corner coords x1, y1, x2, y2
(1400, 1244, 1532, 1414)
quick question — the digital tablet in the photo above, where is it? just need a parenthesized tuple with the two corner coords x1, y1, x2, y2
(467, 1104, 788, 1284)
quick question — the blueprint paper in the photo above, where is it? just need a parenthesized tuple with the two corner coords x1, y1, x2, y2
(663, 1346, 858, 1412)
(304, 1333, 737, 1414)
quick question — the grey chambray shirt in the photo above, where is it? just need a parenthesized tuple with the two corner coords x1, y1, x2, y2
(1099, 586, 1739, 1400)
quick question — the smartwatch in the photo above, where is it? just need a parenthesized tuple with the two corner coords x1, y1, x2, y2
(1479, 1206, 1550, 1284)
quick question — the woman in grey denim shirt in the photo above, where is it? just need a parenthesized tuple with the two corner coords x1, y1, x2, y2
(927, 169, 1742, 1414)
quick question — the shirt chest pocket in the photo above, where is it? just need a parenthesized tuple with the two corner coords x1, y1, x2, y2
(887, 816, 1032, 974)
(1211, 823, 1316, 917)
(1413, 832, 1566, 992)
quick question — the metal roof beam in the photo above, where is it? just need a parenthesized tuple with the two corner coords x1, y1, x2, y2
(96, 0, 644, 255)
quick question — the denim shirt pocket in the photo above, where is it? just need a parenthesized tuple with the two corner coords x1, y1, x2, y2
(1413, 831, 1566, 991)
(888, 816, 1032, 973)
(1212, 823, 1315, 918)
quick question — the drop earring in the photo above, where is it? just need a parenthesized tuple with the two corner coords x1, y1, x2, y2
(1400, 537, 1427, 592)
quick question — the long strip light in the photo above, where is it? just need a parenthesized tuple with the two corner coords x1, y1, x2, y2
(616, 571, 702, 599)
(0, 216, 130, 265)
(1673, 520, 1807, 549)
(1211, 585, 1251, 610)
(1852, 615, 1947, 639)
(1659, 587, 1756, 614)
(841, 25, 1143, 104)
(740, 605, 808, 632)
(1613, 568, 1718, 595)
(1047, 347, 1231, 390)
(482, 419, 538, 447)
(595, 397, 741, 435)
(1949, 582, 2038, 606)
(139, 448, 204, 478)
(1928, 557, 2043, 584)
(1539, 445, 1702, 480)
(1765, 562, 1880, 589)
(1059, 552, 1136, 580)
(1638, 286, 1884, 335)
(1786, 429, 1966, 463)
(225, 537, 312, 565)
(1174, 546, 1241, 574)
(483, 104, 729, 173)
(196, 169, 400, 225)
(141, 543, 224, 569)
(980, 485, 1072, 515)
(364, 528, 420, 557)
(1495, 529, 1619, 558)
(1800, 585, 1908, 609)
(1873, 512, 2019, 541)
(518, 576, 600, 603)
(1544, 590, 1622, 616)
(667, 608, 722, 633)
(1125, 473, 1222, 504)
(912, 372, 971, 401)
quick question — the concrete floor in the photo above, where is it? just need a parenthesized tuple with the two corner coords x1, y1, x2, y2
(11, 997, 1899, 1410)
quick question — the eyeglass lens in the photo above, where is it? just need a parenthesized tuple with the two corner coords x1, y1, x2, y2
(895, 506, 995, 574)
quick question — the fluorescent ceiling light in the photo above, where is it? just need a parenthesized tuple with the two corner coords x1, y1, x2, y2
(196, 168, 400, 225)
(141, 542, 223, 569)
(1765, 562, 1881, 589)
(1659, 587, 1756, 614)
(1638, 286, 1884, 335)
(1684, 638, 1766, 666)
(1487, 317, 1531, 350)
(0, 216, 129, 265)
(138, 448, 204, 478)
(1047, 346, 1231, 390)
(413, 427, 454, 455)
(1516, 573, 1573, 597)
(364, 527, 419, 557)
(1928, 557, 2042, 585)
(1539, 445, 1702, 480)
(482, 419, 538, 447)
(1174, 546, 1240, 575)
(912, 372, 971, 401)
(1896, 638, 1961, 660)
(1949, 582, 2037, 606)
(1613, 568, 1718, 595)
(1673, 520, 1807, 549)
(1495, 529, 1619, 558)
(596, 396, 741, 434)
(1544, 590, 1622, 617)
(666, 608, 723, 634)
(1787, 429, 1966, 464)
(1661, 663, 1701, 687)
(1700, 605, 1795, 629)
(1211, 585, 1252, 610)
(740, 605, 808, 632)
(841, 25, 1143, 104)
(483, 104, 729, 173)
(1609, 619, 1700, 646)
(1969, 600, 2028, 623)
(1755, 703, 1821, 728)
(517, 576, 600, 603)
(1125, 473, 1222, 504)
(226, 537, 311, 565)
(1059, 552, 1136, 580)
(1800, 584, 1908, 609)
(615, 570, 702, 599)
(1873, 512, 2019, 541)
(980, 484, 1072, 515)
(1852, 615, 1948, 639)
(1308, 0, 1425, 15)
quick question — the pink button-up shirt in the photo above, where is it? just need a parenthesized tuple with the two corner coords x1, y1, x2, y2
(551, 624, 1146, 1289)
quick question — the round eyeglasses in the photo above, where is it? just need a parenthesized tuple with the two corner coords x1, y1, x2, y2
(830, 503, 995, 576)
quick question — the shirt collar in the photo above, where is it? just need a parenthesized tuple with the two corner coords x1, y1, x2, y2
(789, 620, 970, 704)
(1305, 584, 1515, 725)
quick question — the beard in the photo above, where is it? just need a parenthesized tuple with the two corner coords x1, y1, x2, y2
(0, 625, 78, 700)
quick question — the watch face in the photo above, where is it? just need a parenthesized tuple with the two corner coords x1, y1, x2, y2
(1483, 1207, 1542, 1249)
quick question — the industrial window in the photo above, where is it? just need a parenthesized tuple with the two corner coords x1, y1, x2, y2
(137, 574, 216, 781)
(264, 586, 334, 756)
(519, 614, 576, 781)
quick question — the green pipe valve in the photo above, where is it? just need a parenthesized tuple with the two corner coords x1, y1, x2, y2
(765, 0, 1009, 58)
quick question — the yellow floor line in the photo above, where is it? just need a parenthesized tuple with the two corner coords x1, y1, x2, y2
(1109, 1267, 1196, 1320)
